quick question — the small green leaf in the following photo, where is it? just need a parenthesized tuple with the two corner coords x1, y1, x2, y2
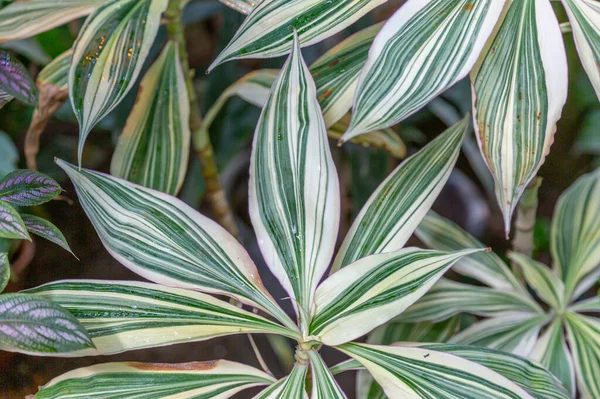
(20, 214, 73, 255)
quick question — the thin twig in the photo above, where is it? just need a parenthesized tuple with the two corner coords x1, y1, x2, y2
(247, 333, 274, 376)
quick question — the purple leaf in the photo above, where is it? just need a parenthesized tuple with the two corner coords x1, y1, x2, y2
(0, 169, 62, 206)
(0, 200, 30, 240)
(0, 51, 37, 106)
(21, 214, 74, 256)
(0, 293, 94, 353)
(0, 253, 9, 293)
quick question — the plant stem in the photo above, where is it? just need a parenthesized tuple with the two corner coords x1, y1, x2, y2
(164, 0, 239, 238)
(511, 177, 542, 278)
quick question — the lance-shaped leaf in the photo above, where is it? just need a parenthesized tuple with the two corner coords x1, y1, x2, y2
(219, 0, 255, 15)
(398, 279, 541, 324)
(25, 280, 297, 356)
(0, 199, 30, 240)
(0, 293, 93, 354)
(570, 296, 600, 313)
(0, 252, 9, 292)
(111, 41, 190, 196)
(342, 0, 505, 142)
(253, 364, 308, 399)
(416, 211, 524, 291)
(0, 50, 37, 105)
(20, 214, 73, 255)
(530, 319, 576, 398)
(562, 0, 600, 99)
(311, 247, 483, 346)
(564, 313, 600, 399)
(38, 50, 72, 91)
(450, 313, 551, 356)
(55, 159, 296, 332)
(338, 343, 534, 399)
(551, 169, 600, 299)
(34, 360, 275, 399)
(332, 116, 468, 272)
(0, 170, 62, 207)
(472, 0, 568, 232)
(0, 0, 107, 43)
(308, 350, 348, 399)
(70, 0, 168, 165)
(249, 33, 340, 317)
(208, 0, 386, 70)
(508, 252, 565, 310)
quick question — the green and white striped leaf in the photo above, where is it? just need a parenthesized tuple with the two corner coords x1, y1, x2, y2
(508, 252, 565, 310)
(0, 0, 107, 43)
(342, 0, 505, 141)
(253, 364, 308, 399)
(551, 169, 600, 300)
(530, 319, 576, 397)
(570, 296, 600, 313)
(562, 0, 600, 99)
(450, 313, 551, 356)
(472, 0, 568, 232)
(25, 280, 297, 356)
(0, 199, 30, 240)
(0, 252, 9, 292)
(55, 159, 296, 332)
(332, 116, 468, 272)
(249, 33, 339, 317)
(38, 49, 72, 91)
(21, 214, 73, 255)
(308, 351, 348, 399)
(564, 313, 600, 399)
(70, 0, 168, 165)
(219, 0, 255, 15)
(311, 247, 483, 346)
(416, 211, 524, 291)
(111, 41, 190, 196)
(398, 279, 541, 324)
(0, 293, 94, 354)
(338, 342, 534, 399)
(34, 360, 275, 399)
(208, 0, 386, 70)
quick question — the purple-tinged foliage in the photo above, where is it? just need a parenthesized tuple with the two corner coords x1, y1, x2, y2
(0, 199, 29, 240)
(0, 293, 94, 353)
(0, 51, 37, 106)
(21, 214, 74, 256)
(0, 253, 9, 293)
(0, 169, 62, 207)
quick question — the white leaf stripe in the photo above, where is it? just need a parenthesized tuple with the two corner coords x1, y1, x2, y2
(398, 279, 542, 324)
(70, 0, 168, 166)
(249, 33, 340, 316)
(472, 0, 568, 232)
(508, 252, 564, 309)
(0, 252, 10, 293)
(564, 313, 600, 399)
(21, 214, 74, 255)
(55, 159, 297, 332)
(219, 0, 255, 15)
(209, 0, 386, 70)
(111, 41, 191, 196)
(343, 0, 505, 141)
(38, 49, 72, 90)
(570, 296, 600, 314)
(308, 351, 348, 399)
(311, 248, 483, 346)
(0, 0, 107, 44)
(332, 116, 468, 272)
(253, 363, 308, 399)
(34, 360, 275, 399)
(0, 199, 30, 240)
(338, 343, 534, 399)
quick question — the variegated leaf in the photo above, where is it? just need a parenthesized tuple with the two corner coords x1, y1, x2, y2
(0, 169, 62, 207)
(0, 50, 37, 105)
(0, 88, 13, 109)
(551, 169, 600, 300)
(398, 279, 541, 324)
(416, 211, 524, 291)
(25, 280, 297, 356)
(111, 41, 190, 195)
(70, 0, 168, 165)
(34, 360, 275, 399)
(564, 312, 600, 399)
(0, 199, 30, 240)
(55, 159, 297, 332)
(562, 0, 600, 99)
(311, 247, 483, 346)
(0, 0, 107, 43)
(0, 293, 94, 354)
(308, 350, 347, 399)
(249, 33, 339, 318)
(342, 0, 505, 142)
(570, 296, 600, 313)
(332, 116, 468, 272)
(472, 0, 568, 232)
(219, 0, 255, 15)
(508, 252, 565, 310)
(450, 313, 551, 356)
(209, 0, 386, 70)
(253, 364, 308, 399)
(20, 214, 73, 255)
(530, 319, 576, 397)
(338, 343, 534, 399)
(0, 252, 9, 292)
(38, 49, 72, 90)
